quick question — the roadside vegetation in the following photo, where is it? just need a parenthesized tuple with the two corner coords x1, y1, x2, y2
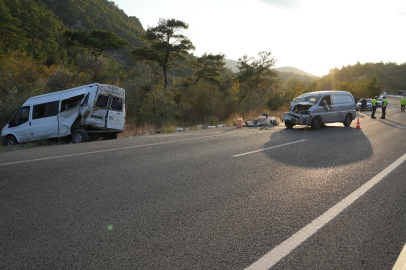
(1, 0, 401, 143)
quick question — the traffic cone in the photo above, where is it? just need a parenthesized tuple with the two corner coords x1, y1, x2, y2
(356, 118, 361, 129)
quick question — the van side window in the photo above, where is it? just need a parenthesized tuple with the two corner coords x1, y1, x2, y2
(9, 106, 30, 127)
(61, 95, 84, 112)
(319, 96, 331, 105)
(331, 95, 342, 104)
(95, 95, 109, 108)
(341, 95, 353, 103)
(111, 97, 123, 111)
(33, 101, 59, 119)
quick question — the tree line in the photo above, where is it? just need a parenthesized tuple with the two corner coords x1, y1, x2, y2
(0, 0, 393, 130)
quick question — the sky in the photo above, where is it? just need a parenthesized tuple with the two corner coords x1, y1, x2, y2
(112, 0, 406, 77)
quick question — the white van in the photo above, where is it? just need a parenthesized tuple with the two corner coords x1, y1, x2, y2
(1, 83, 125, 145)
(281, 90, 356, 129)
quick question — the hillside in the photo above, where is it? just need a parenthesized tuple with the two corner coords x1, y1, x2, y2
(41, 0, 145, 68)
(274, 66, 317, 77)
(225, 59, 318, 82)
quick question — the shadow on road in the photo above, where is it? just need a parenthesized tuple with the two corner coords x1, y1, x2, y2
(262, 125, 373, 168)
(374, 118, 406, 129)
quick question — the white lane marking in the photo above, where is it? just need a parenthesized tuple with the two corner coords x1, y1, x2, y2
(245, 152, 406, 270)
(0, 134, 230, 166)
(232, 140, 307, 158)
(363, 122, 378, 126)
(394, 114, 400, 118)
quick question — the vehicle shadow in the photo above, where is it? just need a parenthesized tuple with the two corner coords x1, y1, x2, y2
(375, 118, 406, 129)
(262, 125, 373, 168)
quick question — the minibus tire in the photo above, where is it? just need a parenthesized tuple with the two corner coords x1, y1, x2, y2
(5, 135, 17, 146)
(72, 129, 89, 143)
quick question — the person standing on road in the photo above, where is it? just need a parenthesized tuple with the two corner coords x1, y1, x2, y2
(361, 98, 367, 111)
(401, 97, 406, 112)
(371, 96, 378, 118)
(380, 96, 388, 119)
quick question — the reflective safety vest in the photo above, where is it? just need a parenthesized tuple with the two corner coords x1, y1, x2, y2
(383, 98, 388, 107)
(372, 99, 377, 106)
(401, 98, 406, 105)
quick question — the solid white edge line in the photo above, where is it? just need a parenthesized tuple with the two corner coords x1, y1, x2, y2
(245, 152, 406, 270)
(232, 140, 307, 158)
(392, 243, 406, 270)
(0, 133, 230, 166)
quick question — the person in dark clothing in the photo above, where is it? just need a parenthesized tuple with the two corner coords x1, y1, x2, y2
(361, 98, 367, 111)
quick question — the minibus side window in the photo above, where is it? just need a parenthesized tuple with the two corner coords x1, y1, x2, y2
(95, 95, 109, 108)
(33, 101, 59, 119)
(111, 97, 123, 111)
(61, 95, 84, 112)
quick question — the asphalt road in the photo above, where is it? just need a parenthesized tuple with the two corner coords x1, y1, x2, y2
(1, 97, 406, 269)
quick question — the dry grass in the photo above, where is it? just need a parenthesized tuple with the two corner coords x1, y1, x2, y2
(120, 123, 159, 137)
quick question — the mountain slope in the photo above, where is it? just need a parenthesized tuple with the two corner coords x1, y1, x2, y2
(40, 0, 145, 68)
(225, 59, 318, 82)
(274, 66, 318, 77)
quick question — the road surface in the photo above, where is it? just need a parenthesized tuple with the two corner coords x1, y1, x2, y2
(1, 97, 406, 269)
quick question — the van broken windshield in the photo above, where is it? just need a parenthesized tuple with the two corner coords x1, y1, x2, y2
(293, 94, 322, 105)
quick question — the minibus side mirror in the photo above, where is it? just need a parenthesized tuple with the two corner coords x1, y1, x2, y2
(6, 117, 10, 124)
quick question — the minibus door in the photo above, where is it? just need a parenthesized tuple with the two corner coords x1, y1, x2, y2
(106, 96, 125, 130)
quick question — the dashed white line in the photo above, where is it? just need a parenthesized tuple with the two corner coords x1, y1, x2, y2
(232, 140, 307, 157)
(245, 152, 406, 270)
(394, 114, 400, 118)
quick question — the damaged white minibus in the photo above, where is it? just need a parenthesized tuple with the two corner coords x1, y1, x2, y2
(1, 83, 125, 145)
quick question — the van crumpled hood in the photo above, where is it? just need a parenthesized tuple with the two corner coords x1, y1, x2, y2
(289, 102, 314, 114)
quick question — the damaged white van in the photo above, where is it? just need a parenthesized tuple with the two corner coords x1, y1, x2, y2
(281, 90, 356, 130)
(1, 83, 125, 145)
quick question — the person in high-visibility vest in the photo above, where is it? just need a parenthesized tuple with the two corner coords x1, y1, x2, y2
(401, 97, 406, 112)
(371, 96, 378, 118)
(380, 96, 388, 119)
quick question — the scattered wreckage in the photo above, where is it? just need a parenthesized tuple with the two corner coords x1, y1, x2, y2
(1, 83, 125, 146)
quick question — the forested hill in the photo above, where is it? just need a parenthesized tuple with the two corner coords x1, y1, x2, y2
(41, 0, 145, 67)
(0, 0, 144, 68)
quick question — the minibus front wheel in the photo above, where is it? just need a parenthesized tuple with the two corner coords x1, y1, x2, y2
(4, 135, 17, 146)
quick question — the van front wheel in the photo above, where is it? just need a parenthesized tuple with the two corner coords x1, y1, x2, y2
(343, 114, 352, 127)
(72, 129, 89, 143)
(285, 121, 295, 129)
(311, 117, 322, 130)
